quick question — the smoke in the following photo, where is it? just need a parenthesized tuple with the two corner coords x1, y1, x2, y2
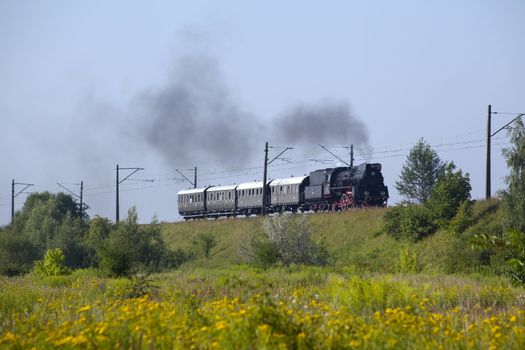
(131, 34, 370, 169)
(134, 54, 261, 168)
(274, 100, 371, 151)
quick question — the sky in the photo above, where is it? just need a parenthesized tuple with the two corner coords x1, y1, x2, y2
(1, 0, 524, 225)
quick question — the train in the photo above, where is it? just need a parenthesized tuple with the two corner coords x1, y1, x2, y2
(177, 162, 389, 219)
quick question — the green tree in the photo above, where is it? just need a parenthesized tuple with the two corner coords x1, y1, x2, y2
(395, 138, 445, 203)
(0, 192, 89, 275)
(97, 207, 174, 276)
(427, 162, 472, 224)
(501, 117, 525, 232)
(0, 228, 39, 276)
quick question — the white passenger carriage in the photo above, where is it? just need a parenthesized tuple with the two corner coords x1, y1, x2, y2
(269, 176, 309, 212)
(177, 187, 209, 219)
(236, 181, 265, 215)
(206, 184, 237, 216)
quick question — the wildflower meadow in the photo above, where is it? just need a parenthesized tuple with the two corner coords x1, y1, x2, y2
(1, 267, 525, 349)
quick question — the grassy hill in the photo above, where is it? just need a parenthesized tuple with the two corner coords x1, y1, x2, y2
(160, 199, 502, 274)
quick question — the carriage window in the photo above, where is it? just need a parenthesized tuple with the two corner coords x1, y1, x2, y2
(272, 187, 275, 193)
(280, 186, 283, 193)
(229, 192, 231, 200)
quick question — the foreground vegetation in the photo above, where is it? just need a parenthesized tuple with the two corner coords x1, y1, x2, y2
(2, 267, 525, 349)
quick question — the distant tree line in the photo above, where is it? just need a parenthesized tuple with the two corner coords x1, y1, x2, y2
(0, 194, 192, 277)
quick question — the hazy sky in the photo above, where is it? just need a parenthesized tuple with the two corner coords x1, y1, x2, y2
(1, 0, 524, 224)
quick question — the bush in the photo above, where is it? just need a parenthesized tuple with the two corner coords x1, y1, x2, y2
(398, 246, 419, 273)
(34, 248, 71, 277)
(161, 248, 194, 269)
(96, 208, 179, 277)
(244, 215, 331, 267)
(448, 200, 474, 234)
(0, 229, 39, 276)
(192, 233, 217, 259)
(384, 204, 436, 241)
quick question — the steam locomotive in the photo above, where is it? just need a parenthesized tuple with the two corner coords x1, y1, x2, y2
(177, 163, 388, 219)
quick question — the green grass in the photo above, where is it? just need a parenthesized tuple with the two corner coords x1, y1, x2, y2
(161, 200, 503, 275)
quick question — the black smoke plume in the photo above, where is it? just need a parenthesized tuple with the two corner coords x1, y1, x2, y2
(134, 54, 260, 168)
(274, 100, 370, 151)
(133, 53, 370, 169)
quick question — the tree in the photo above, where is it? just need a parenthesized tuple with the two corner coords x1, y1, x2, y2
(97, 207, 174, 276)
(0, 228, 39, 276)
(4, 192, 89, 273)
(395, 138, 445, 203)
(427, 162, 472, 224)
(501, 117, 525, 232)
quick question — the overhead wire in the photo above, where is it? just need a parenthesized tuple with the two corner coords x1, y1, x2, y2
(0, 132, 516, 199)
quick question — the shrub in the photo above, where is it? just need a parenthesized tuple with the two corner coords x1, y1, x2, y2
(398, 246, 419, 273)
(192, 233, 217, 259)
(448, 200, 474, 234)
(244, 214, 331, 267)
(0, 230, 39, 276)
(161, 248, 194, 269)
(96, 208, 179, 276)
(34, 248, 71, 277)
(383, 205, 404, 239)
(384, 204, 436, 241)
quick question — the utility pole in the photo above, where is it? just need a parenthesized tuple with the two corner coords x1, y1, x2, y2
(485, 105, 525, 199)
(11, 180, 33, 224)
(262, 143, 293, 215)
(194, 167, 197, 189)
(57, 181, 85, 217)
(116, 164, 119, 222)
(80, 181, 83, 217)
(350, 144, 354, 167)
(116, 165, 152, 222)
(262, 142, 269, 215)
(486, 105, 492, 199)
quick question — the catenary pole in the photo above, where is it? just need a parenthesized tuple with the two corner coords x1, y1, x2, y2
(80, 181, 83, 217)
(194, 167, 197, 189)
(116, 164, 120, 222)
(486, 105, 491, 199)
(262, 142, 269, 215)
(350, 144, 354, 167)
(11, 179, 14, 224)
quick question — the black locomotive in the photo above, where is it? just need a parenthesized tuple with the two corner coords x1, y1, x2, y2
(178, 162, 388, 219)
